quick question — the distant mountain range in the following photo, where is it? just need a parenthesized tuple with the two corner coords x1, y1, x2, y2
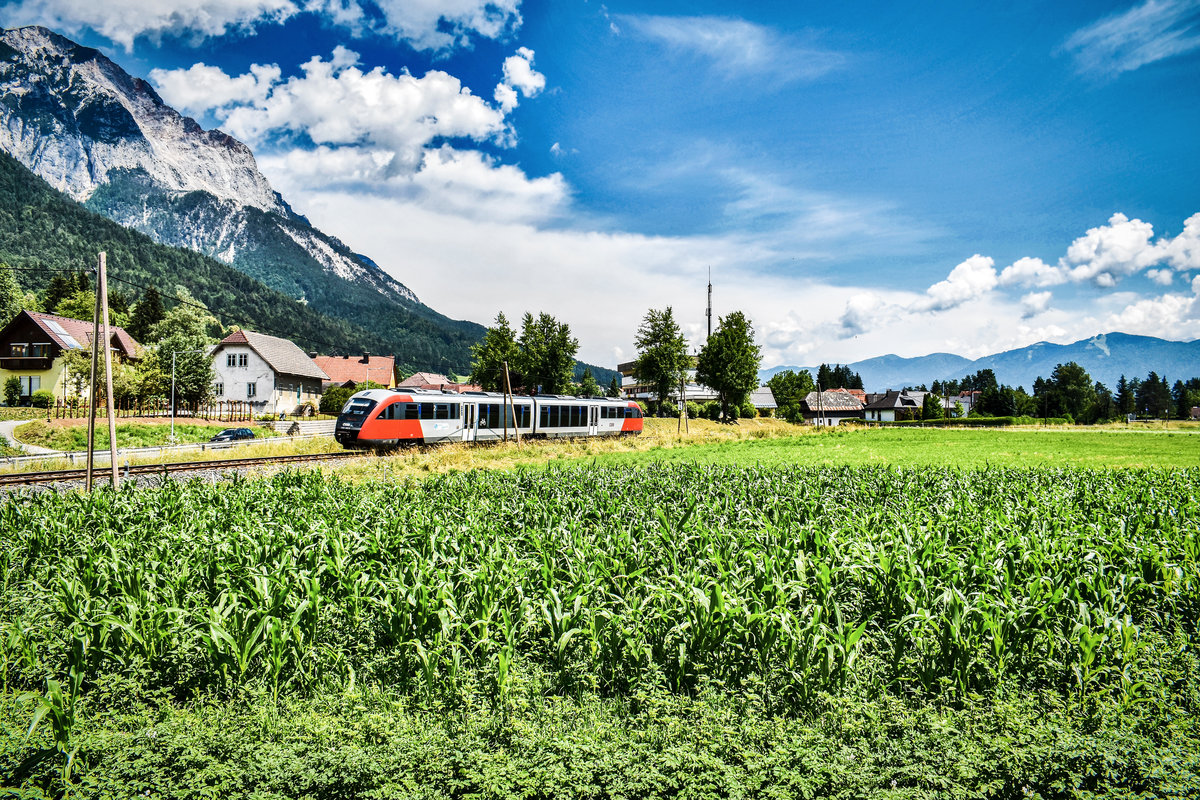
(761, 332, 1200, 392)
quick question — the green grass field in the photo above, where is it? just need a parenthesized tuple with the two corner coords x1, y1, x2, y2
(11, 419, 277, 451)
(593, 424, 1200, 469)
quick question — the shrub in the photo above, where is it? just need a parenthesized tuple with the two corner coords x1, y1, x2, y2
(740, 402, 757, 419)
(702, 401, 721, 421)
(320, 386, 353, 415)
(30, 390, 54, 408)
(3, 376, 18, 406)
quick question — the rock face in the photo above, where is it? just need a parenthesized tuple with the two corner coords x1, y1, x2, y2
(0, 25, 418, 306)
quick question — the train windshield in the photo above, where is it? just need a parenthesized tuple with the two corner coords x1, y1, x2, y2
(337, 397, 377, 425)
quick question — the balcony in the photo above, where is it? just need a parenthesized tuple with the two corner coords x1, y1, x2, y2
(0, 356, 53, 371)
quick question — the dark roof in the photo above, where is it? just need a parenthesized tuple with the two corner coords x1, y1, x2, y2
(215, 330, 328, 380)
(11, 311, 142, 358)
(863, 390, 927, 410)
(802, 390, 863, 411)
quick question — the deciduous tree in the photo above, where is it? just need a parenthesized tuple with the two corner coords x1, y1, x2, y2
(766, 369, 815, 423)
(517, 312, 578, 395)
(470, 313, 520, 392)
(696, 311, 761, 422)
(633, 307, 689, 413)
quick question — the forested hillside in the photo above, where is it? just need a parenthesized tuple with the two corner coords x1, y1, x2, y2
(0, 150, 481, 371)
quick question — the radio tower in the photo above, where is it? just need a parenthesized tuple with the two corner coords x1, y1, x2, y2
(706, 266, 712, 338)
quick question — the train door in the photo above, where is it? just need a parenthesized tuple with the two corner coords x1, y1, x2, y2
(588, 404, 598, 436)
(462, 403, 476, 441)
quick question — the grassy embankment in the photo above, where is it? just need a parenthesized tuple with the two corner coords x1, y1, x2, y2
(9, 418, 281, 451)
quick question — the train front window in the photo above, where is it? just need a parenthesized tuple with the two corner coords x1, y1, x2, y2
(338, 398, 377, 424)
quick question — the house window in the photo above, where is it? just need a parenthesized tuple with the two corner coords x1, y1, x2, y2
(240, 353, 249, 367)
(227, 353, 236, 367)
(20, 376, 40, 395)
(247, 382, 257, 398)
(9, 343, 27, 357)
(215, 382, 224, 397)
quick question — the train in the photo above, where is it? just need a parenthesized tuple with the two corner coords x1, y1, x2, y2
(334, 388, 644, 448)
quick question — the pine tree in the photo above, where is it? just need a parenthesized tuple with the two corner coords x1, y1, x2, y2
(129, 286, 166, 342)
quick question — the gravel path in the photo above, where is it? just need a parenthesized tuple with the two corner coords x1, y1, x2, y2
(0, 420, 59, 455)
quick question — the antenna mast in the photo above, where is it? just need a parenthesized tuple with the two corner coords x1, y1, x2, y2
(706, 266, 712, 338)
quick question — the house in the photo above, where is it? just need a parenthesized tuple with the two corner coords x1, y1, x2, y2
(312, 353, 396, 389)
(863, 390, 927, 422)
(396, 372, 482, 392)
(749, 386, 777, 416)
(210, 330, 328, 415)
(801, 390, 864, 426)
(0, 310, 141, 404)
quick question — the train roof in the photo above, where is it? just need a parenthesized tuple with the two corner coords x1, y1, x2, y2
(351, 388, 634, 403)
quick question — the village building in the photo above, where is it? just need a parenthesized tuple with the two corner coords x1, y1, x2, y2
(863, 390, 927, 422)
(312, 353, 397, 389)
(210, 330, 328, 415)
(397, 372, 482, 392)
(800, 390, 864, 426)
(0, 310, 141, 404)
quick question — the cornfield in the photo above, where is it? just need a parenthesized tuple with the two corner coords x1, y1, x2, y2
(1, 464, 1197, 738)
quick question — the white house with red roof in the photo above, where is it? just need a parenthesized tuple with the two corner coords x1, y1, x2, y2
(312, 353, 396, 389)
(210, 330, 328, 415)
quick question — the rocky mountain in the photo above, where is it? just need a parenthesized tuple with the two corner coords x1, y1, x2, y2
(0, 25, 492, 371)
(762, 332, 1200, 392)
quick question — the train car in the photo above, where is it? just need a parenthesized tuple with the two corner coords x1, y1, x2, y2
(335, 388, 643, 448)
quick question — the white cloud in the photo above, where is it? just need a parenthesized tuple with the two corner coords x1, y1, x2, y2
(916, 255, 998, 312)
(1158, 212, 1200, 269)
(1147, 268, 1175, 285)
(1063, 212, 1162, 285)
(7, 0, 296, 50)
(1020, 291, 1052, 318)
(1193, 275, 1200, 294)
(838, 293, 890, 337)
(619, 14, 846, 81)
(153, 50, 509, 167)
(1063, 0, 1200, 77)
(367, 0, 522, 51)
(501, 47, 545, 97)
(998, 256, 1069, 288)
(149, 62, 281, 116)
(5, 0, 522, 51)
(1102, 292, 1200, 338)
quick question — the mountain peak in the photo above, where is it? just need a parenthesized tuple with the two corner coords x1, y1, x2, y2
(0, 25, 285, 214)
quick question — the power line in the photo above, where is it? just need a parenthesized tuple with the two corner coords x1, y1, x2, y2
(4, 261, 375, 356)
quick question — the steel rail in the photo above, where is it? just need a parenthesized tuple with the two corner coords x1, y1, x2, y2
(0, 450, 363, 487)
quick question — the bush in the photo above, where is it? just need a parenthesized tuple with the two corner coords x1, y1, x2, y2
(3, 376, 19, 406)
(30, 390, 53, 408)
(702, 401, 721, 421)
(685, 401, 703, 419)
(320, 386, 353, 415)
(741, 402, 757, 419)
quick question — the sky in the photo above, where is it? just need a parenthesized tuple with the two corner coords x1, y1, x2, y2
(3, 0, 1200, 369)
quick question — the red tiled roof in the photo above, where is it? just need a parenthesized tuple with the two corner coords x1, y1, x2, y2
(312, 355, 395, 387)
(398, 371, 450, 387)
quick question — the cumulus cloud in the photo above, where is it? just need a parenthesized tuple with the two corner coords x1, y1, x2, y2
(838, 293, 889, 337)
(916, 255, 997, 312)
(367, 0, 523, 51)
(1158, 211, 1200, 269)
(619, 14, 846, 81)
(1063, 212, 1162, 285)
(5, 0, 524, 51)
(493, 47, 544, 111)
(1062, 0, 1200, 77)
(153, 50, 509, 167)
(1102, 292, 1200, 338)
(148, 62, 281, 116)
(998, 256, 1068, 288)
(1020, 291, 1052, 318)
(1146, 268, 1175, 285)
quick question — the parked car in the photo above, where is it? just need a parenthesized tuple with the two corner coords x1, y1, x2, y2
(210, 427, 256, 443)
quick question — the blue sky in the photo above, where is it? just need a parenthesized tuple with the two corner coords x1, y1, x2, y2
(4, 0, 1200, 368)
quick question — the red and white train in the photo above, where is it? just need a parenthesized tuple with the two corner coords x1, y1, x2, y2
(334, 388, 644, 448)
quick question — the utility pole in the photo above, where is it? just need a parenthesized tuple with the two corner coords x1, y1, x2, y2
(502, 360, 520, 445)
(86, 252, 118, 490)
(99, 254, 119, 488)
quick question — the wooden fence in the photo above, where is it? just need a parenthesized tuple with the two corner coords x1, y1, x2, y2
(49, 399, 254, 422)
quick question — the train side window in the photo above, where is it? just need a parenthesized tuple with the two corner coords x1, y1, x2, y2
(435, 404, 447, 419)
(449, 404, 459, 418)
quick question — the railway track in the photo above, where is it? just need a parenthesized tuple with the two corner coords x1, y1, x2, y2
(0, 450, 364, 487)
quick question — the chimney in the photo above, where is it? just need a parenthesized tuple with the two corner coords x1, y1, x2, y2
(361, 352, 370, 363)
(308, 351, 317, 358)
(342, 354, 349, 359)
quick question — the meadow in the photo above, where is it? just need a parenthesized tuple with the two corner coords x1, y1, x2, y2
(1, 457, 1197, 797)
